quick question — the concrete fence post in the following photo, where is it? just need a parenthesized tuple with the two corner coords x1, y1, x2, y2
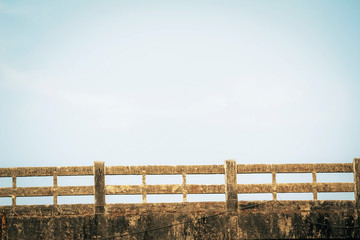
(94, 161, 105, 214)
(225, 159, 238, 211)
(354, 159, 360, 217)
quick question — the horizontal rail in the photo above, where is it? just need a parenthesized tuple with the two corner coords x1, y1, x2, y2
(105, 165, 225, 175)
(56, 167, 93, 176)
(0, 186, 94, 197)
(237, 163, 353, 173)
(0, 166, 93, 177)
(0, 167, 56, 177)
(106, 185, 141, 195)
(237, 184, 273, 193)
(0, 163, 352, 177)
(0, 182, 353, 197)
(106, 184, 225, 195)
(236, 183, 354, 193)
(317, 183, 355, 192)
(56, 186, 94, 196)
(186, 184, 225, 194)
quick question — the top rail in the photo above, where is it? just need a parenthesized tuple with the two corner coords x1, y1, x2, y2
(0, 166, 93, 177)
(237, 163, 353, 173)
(0, 163, 353, 177)
(105, 165, 225, 175)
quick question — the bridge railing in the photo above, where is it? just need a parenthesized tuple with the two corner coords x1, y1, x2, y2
(236, 163, 355, 201)
(1, 159, 359, 212)
(0, 166, 93, 206)
(105, 164, 225, 203)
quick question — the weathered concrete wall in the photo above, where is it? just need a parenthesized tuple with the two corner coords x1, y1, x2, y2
(1, 200, 358, 239)
(1, 159, 359, 239)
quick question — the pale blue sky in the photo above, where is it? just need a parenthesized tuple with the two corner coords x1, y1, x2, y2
(1, 0, 360, 168)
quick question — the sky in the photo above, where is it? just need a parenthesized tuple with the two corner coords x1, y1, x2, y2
(2, 0, 360, 168)
(1, 0, 360, 203)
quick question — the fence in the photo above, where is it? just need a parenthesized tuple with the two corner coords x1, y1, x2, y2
(0, 159, 360, 212)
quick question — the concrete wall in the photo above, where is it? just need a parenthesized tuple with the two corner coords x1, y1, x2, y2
(1, 159, 360, 239)
(1, 200, 358, 239)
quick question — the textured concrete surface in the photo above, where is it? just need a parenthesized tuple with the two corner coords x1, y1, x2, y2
(0, 200, 358, 239)
(1, 159, 359, 239)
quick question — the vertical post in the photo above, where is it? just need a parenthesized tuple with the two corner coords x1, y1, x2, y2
(142, 171, 147, 203)
(225, 160, 238, 211)
(354, 158, 360, 238)
(182, 172, 187, 202)
(53, 170, 58, 205)
(312, 171, 318, 200)
(272, 172, 277, 201)
(12, 176, 16, 206)
(354, 159, 360, 213)
(94, 161, 105, 214)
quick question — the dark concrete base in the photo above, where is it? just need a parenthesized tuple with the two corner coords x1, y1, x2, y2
(0, 201, 358, 239)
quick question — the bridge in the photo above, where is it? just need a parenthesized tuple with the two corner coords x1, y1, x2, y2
(1, 159, 360, 239)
